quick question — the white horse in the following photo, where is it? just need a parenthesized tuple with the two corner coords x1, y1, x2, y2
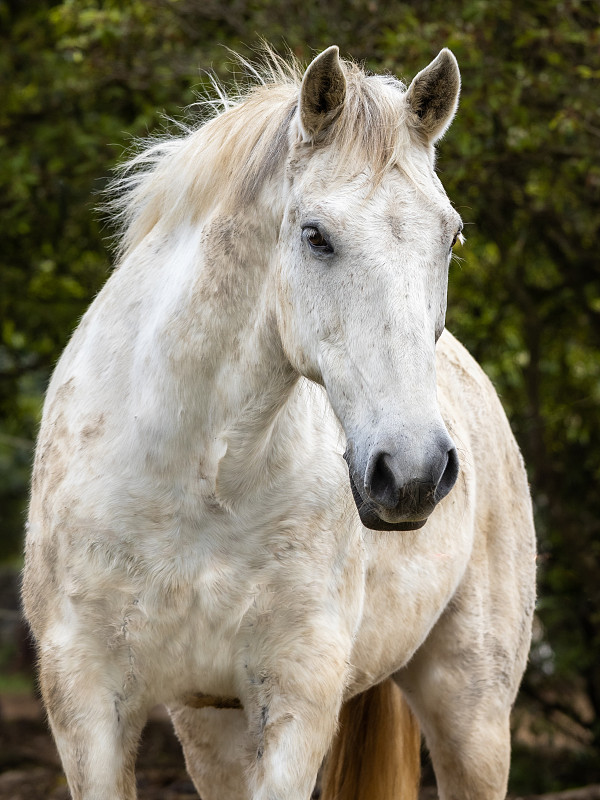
(23, 46, 536, 800)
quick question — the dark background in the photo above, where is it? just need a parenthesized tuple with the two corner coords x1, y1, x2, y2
(1, 0, 599, 795)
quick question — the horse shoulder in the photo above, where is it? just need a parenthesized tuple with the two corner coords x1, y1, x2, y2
(435, 330, 536, 682)
(436, 329, 533, 536)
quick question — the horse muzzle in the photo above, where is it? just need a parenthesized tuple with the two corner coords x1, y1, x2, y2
(344, 436, 459, 532)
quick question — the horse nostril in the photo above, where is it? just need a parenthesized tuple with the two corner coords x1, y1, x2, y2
(436, 446, 459, 502)
(363, 441, 459, 517)
(365, 450, 398, 509)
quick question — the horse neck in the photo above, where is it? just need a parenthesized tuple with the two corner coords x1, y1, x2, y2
(126, 207, 300, 495)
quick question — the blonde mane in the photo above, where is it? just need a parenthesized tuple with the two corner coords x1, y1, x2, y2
(108, 51, 418, 260)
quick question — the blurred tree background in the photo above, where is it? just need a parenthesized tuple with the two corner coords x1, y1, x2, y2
(1, 0, 599, 793)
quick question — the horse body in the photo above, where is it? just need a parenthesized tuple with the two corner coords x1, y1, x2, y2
(23, 46, 535, 800)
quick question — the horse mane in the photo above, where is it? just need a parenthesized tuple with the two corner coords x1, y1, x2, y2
(106, 48, 419, 261)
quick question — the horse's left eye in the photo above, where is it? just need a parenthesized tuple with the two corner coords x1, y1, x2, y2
(306, 228, 326, 247)
(302, 226, 333, 256)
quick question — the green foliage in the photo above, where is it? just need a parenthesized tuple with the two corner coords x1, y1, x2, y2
(1, 0, 599, 784)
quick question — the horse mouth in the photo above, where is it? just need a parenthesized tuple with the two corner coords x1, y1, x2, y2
(347, 469, 428, 532)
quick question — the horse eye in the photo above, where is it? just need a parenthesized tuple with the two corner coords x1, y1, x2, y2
(451, 223, 464, 250)
(450, 229, 463, 253)
(302, 226, 333, 255)
(308, 229, 325, 246)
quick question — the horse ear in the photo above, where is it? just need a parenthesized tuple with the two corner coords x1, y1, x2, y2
(405, 49, 460, 143)
(299, 45, 347, 142)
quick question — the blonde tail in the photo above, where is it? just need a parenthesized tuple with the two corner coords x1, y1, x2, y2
(321, 678, 421, 800)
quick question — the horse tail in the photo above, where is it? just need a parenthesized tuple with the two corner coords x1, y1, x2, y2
(321, 678, 421, 800)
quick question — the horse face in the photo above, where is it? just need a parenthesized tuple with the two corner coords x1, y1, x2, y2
(276, 47, 462, 531)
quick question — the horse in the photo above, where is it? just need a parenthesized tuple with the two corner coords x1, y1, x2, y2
(22, 45, 536, 800)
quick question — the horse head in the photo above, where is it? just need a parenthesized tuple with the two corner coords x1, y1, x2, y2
(276, 47, 462, 531)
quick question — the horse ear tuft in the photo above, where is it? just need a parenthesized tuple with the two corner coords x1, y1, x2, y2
(299, 46, 347, 142)
(406, 49, 460, 143)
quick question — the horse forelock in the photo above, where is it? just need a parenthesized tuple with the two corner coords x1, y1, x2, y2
(107, 53, 426, 261)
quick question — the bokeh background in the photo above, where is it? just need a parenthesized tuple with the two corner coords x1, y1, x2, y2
(1, 0, 599, 796)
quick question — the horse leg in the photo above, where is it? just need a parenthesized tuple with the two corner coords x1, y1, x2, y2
(243, 686, 340, 800)
(170, 705, 251, 800)
(38, 645, 147, 800)
(171, 694, 333, 800)
(395, 566, 533, 800)
(228, 621, 351, 800)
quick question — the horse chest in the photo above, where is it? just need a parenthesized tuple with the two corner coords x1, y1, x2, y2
(70, 503, 361, 701)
